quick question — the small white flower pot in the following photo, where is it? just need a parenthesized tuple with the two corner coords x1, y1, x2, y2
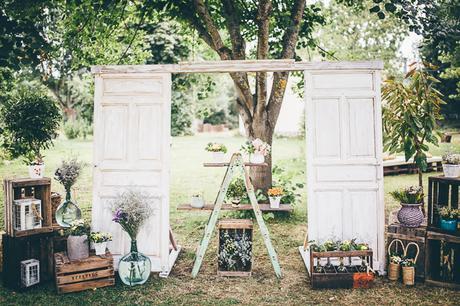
(191, 196, 205, 208)
(28, 164, 45, 178)
(94, 242, 107, 256)
(443, 164, 460, 178)
(250, 153, 265, 164)
(269, 196, 281, 209)
(212, 152, 225, 163)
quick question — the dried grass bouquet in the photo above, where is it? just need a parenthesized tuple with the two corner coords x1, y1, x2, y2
(112, 189, 154, 240)
(55, 158, 84, 190)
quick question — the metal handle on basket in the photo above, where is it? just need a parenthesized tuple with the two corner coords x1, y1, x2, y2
(387, 238, 404, 256)
(404, 241, 420, 264)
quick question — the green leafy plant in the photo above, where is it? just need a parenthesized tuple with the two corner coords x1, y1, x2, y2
(226, 178, 246, 203)
(400, 258, 416, 267)
(390, 254, 402, 264)
(390, 186, 424, 204)
(66, 219, 90, 237)
(272, 165, 304, 204)
(382, 63, 445, 187)
(205, 142, 227, 153)
(63, 120, 81, 140)
(0, 88, 61, 164)
(90, 232, 113, 243)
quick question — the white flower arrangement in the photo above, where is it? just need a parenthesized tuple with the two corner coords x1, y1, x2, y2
(241, 138, 271, 157)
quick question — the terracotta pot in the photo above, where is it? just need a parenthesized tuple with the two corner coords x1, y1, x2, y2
(67, 235, 89, 261)
(397, 203, 424, 228)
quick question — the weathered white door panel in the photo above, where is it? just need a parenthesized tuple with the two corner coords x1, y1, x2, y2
(92, 73, 171, 272)
(305, 70, 384, 271)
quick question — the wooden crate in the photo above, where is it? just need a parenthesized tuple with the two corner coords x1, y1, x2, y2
(386, 223, 426, 280)
(427, 176, 460, 237)
(3, 178, 53, 237)
(54, 251, 114, 294)
(218, 219, 253, 277)
(2, 233, 56, 290)
(425, 231, 460, 289)
(309, 249, 375, 289)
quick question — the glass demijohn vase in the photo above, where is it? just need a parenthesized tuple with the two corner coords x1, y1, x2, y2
(118, 239, 151, 286)
(55, 188, 82, 227)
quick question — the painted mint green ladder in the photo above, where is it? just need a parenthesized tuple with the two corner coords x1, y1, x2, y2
(191, 153, 282, 278)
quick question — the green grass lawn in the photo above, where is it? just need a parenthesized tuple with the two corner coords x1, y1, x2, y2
(0, 133, 459, 305)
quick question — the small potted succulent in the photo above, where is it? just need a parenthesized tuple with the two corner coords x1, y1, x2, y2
(442, 153, 460, 177)
(90, 231, 112, 256)
(66, 219, 90, 261)
(267, 187, 284, 209)
(390, 186, 424, 228)
(241, 138, 271, 164)
(439, 207, 459, 232)
(191, 193, 205, 209)
(226, 178, 246, 206)
(205, 142, 228, 163)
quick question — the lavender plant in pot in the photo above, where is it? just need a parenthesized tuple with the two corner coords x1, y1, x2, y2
(66, 219, 90, 261)
(112, 190, 153, 286)
(442, 153, 460, 178)
(390, 186, 424, 228)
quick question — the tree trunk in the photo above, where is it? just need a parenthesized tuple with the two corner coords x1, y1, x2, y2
(247, 120, 274, 191)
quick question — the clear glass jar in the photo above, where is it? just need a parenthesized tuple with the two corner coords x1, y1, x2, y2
(118, 239, 151, 286)
(55, 189, 82, 227)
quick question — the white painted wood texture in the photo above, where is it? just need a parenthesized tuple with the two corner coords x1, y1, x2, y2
(92, 73, 171, 272)
(305, 69, 385, 271)
(92, 60, 383, 74)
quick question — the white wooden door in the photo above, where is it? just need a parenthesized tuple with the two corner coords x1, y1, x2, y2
(92, 73, 171, 272)
(305, 69, 385, 270)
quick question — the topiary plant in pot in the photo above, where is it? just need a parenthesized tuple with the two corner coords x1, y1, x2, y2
(0, 88, 61, 178)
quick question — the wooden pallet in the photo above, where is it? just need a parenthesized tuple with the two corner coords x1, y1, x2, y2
(386, 223, 426, 280)
(3, 178, 53, 237)
(425, 231, 460, 289)
(383, 157, 442, 176)
(54, 251, 114, 294)
(177, 203, 293, 212)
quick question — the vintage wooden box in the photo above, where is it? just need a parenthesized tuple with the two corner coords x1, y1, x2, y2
(427, 176, 460, 236)
(2, 233, 55, 290)
(309, 249, 375, 289)
(425, 231, 460, 289)
(3, 178, 53, 237)
(54, 251, 115, 294)
(386, 223, 426, 280)
(217, 219, 253, 277)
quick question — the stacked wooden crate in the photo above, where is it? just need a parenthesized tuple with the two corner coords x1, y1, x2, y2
(54, 251, 115, 294)
(2, 178, 65, 290)
(425, 176, 460, 289)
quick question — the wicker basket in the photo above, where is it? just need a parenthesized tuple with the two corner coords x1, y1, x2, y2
(402, 242, 419, 286)
(387, 239, 404, 281)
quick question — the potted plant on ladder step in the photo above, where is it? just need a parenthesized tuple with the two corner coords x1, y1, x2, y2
(241, 138, 271, 164)
(267, 187, 284, 209)
(112, 189, 153, 286)
(205, 142, 228, 163)
(442, 153, 460, 177)
(226, 178, 246, 207)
